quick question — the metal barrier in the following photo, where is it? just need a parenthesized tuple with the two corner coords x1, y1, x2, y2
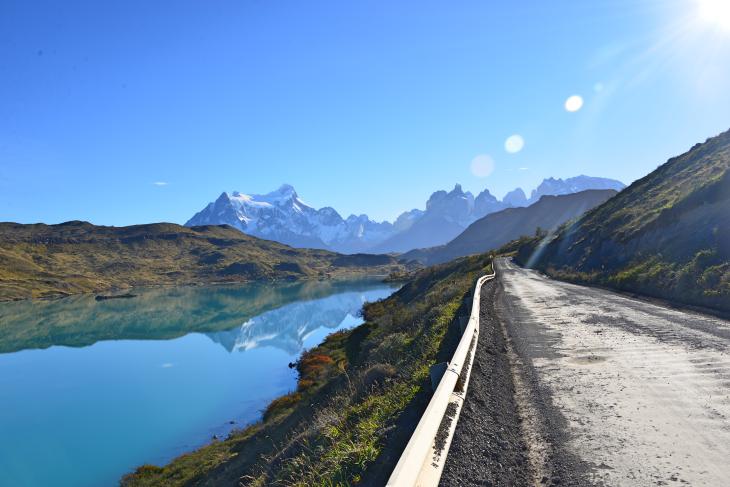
(386, 271, 495, 487)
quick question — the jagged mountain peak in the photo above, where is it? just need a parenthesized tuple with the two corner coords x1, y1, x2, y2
(188, 176, 625, 255)
(186, 185, 389, 253)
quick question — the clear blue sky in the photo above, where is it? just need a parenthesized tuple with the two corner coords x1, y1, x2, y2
(2, 0, 730, 224)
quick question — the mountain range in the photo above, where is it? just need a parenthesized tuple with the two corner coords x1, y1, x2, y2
(402, 189, 618, 265)
(185, 176, 625, 254)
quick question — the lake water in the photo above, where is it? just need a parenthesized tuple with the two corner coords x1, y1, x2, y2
(0, 279, 397, 487)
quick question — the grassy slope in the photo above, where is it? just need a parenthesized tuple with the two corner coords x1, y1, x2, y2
(0, 221, 403, 301)
(121, 253, 493, 487)
(512, 128, 730, 312)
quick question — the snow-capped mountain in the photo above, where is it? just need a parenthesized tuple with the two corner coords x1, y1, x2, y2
(186, 176, 625, 254)
(185, 185, 394, 253)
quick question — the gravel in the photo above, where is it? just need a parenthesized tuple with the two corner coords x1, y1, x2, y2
(440, 279, 533, 486)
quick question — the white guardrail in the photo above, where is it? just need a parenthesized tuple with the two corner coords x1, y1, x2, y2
(386, 271, 496, 487)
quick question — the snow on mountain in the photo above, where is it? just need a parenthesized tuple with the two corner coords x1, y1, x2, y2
(185, 184, 393, 253)
(186, 176, 625, 254)
(393, 209, 425, 232)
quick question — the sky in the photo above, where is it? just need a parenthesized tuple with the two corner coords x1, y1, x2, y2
(2, 0, 730, 225)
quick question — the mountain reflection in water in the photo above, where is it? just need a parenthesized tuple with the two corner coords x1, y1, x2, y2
(0, 279, 398, 355)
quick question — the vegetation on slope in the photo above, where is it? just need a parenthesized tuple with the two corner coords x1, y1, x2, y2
(0, 221, 405, 301)
(510, 128, 730, 312)
(121, 253, 493, 486)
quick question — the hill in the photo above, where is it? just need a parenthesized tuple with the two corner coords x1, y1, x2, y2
(403, 189, 617, 265)
(0, 221, 404, 301)
(512, 129, 730, 312)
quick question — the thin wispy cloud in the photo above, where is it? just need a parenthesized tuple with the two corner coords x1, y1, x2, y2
(153, 181, 169, 186)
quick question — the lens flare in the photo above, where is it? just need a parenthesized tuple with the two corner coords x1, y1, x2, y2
(505, 134, 525, 153)
(564, 95, 584, 112)
(470, 155, 495, 178)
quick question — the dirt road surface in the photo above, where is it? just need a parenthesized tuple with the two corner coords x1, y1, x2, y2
(442, 258, 730, 487)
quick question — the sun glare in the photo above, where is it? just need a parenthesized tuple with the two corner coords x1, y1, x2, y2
(697, 0, 730, 31)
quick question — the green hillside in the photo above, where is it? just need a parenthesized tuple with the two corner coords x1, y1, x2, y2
(0, 221, 403, 301)
(513, 128, 730, 312)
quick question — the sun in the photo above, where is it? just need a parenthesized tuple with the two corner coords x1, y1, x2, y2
(697, 0, 730, 31)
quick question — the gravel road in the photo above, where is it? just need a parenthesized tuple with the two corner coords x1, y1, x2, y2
(441, 258, 730, 487)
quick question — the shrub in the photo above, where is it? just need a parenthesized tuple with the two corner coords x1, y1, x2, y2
(263, 392, 302, 422)
(132, 465, 163, 477)
(298, 353, 334, 378)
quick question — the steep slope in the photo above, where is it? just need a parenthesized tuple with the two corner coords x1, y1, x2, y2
(0, 221, 403, 301)
(515, 129, 730, 312)
(403, 190, 617, 265)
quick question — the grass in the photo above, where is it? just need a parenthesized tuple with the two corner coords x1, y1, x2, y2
(121, 253, 493, 486)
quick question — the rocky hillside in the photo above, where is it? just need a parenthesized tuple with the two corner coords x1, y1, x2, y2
(513, 129, 730, 312)
(403, 190, 617, 265)
(0, 221, 404, 301)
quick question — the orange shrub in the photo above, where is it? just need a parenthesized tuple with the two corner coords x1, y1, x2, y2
(299, 353, 334, 378)
(263, 392, 302, 422)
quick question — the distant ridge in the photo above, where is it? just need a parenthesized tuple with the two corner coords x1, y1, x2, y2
(402, 189, 617, 265)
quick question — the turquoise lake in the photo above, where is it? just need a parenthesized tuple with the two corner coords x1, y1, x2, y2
(0, 279, 397, 487)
